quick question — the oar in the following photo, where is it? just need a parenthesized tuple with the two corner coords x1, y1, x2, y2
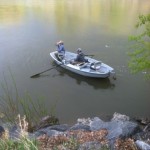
(85, 54, 94, 57)
(30, 64, 62, 78)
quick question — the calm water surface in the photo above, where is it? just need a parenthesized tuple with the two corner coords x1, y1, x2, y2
(0, 0, 150, 124)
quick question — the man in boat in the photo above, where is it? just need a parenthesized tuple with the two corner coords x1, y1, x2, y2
(74, 48, 88, 63)
(56, 40, 65, 60)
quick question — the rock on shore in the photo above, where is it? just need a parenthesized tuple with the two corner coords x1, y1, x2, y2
(0, 112, 150, 150)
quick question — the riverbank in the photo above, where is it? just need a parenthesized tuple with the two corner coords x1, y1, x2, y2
(0, 112, 150, 150)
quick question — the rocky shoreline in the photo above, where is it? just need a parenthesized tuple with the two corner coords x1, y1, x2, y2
(0, 112, 150, 150)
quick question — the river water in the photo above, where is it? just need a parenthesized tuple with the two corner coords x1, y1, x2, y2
(0, 0, 150, 124)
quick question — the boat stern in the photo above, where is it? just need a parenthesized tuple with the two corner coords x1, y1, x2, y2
(109, 67, 116, 80)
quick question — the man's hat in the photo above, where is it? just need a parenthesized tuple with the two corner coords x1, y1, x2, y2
(58, 40, 63, 44)
(77, 48, 82, 52)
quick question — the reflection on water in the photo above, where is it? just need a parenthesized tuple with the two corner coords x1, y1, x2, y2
(0, 5, 25, 25)
(52, 66, 115, 90)
(0, 0, 150, 34)
(0, 0, 150, 123)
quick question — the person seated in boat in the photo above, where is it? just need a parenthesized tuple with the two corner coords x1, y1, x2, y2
(74, 48, 88, 63)
(56, 40, 65, 60)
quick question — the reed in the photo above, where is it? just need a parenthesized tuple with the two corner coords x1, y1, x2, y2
(0, 71, 57, 131)
(0, 114, 39, 150)
(0, 138, 38, 150)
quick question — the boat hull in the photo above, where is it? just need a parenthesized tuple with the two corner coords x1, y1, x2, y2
(50, 51, 114, 78)
(61, 65, 110, 78)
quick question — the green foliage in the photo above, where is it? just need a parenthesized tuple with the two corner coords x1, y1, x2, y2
(128, 14, 150, 79)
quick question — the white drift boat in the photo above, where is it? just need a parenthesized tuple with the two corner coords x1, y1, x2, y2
(50, 51, 115, 78)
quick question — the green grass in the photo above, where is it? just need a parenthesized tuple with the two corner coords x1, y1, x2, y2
(0, 71, 58, 132)
(0, 138, 39, 150)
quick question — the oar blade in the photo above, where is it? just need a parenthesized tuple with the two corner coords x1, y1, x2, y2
(30, 74, 40, 78)
(30, 64, 62, 78)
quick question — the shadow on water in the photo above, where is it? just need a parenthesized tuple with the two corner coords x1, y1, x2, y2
(51, 64, 116, 90)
